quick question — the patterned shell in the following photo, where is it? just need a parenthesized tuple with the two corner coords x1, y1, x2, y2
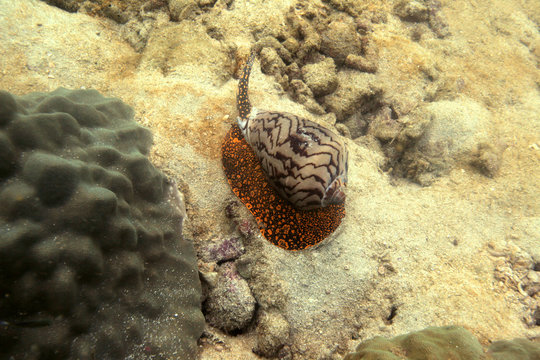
(236, 52, 348, 210)
(239, 109, 348, 210)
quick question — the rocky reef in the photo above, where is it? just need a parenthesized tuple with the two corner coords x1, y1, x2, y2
(0, 88, 204, 359)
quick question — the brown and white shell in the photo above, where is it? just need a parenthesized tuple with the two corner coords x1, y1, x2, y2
(238, 107, 348, 210)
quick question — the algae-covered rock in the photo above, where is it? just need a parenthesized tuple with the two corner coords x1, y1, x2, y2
(393, 0, 450, 38)
(468, 142, 506, 178)
(199, 236, 245, 263)
(343, 326, 484, 360)
(394, 0, 429, 23)
(43, 0, 84, 13)
(345, 53, 378, 73)
(253, 310, 290, 358)
(302, 57, 338, 97)
(0, 88, 204, 360)
(323, 70, 380, 122)
(320, 18, 364, 65)
(260, 46, 287, 76)
(168, 0, 199, 21)
(204, 261, 256, 333)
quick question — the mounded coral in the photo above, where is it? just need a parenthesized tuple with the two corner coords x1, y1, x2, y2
(488, 338, 540, 360)
(343, 326, 484, 360)
(0, 88, 203, 359)
(344, 326, 540, 360)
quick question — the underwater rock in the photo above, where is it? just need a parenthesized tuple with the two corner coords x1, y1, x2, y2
(0, 88, 203, 360)
(259, 46, 287, 76)
(289, 79, 326, 114)
(142, 19, 233, 80)
(344, 326, 484, 360)
(469, 142, 506, 178)
(285, 11, 321, 61)
(320, 18, 364, 66)
(323, 70, 380, 122)
(368, 105, 402, 142)
(42, 0, 82, 13)
(301, 57, 338, 97)
(199, 236, 245, 263)
(43, 0, 169, 52)
(426, 0, 450, 38)
(204, 261, 256, 333)
(121, 17, 156, 52)
(44, 0, 144, 24)
(396, 97, 491, 185)
(168, 0, 199, 21)
(394, 0, 430, 23)
(253, 310, 290, 358)
(255, 36, 294, 65)
(345, 53, 378, 73)
(282, 37, 300, 55)
(394, 0, 450, 38)
(418, 98, 490, 151)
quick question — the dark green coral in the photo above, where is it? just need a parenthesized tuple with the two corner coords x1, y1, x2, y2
(344, 326, 540, 360)
(488, 338, 540, 360)
(344, 326, 484, 360)
(0, 88, 203, 359)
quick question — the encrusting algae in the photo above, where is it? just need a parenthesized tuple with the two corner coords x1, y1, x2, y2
(221, 51, 348, 250)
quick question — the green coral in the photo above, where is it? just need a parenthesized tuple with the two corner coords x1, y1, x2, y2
(344, 326, 484, 360)
(488, 338, 540, 360)
(0, 88, 203, 359)
(344, 326, 540, 360)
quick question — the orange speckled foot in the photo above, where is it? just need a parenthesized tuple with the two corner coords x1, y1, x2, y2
(221, 125, 345, 250)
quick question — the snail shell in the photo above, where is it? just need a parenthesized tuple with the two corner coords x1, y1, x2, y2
(238, 108, 348, 210)
(236, 51, 348, 210)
